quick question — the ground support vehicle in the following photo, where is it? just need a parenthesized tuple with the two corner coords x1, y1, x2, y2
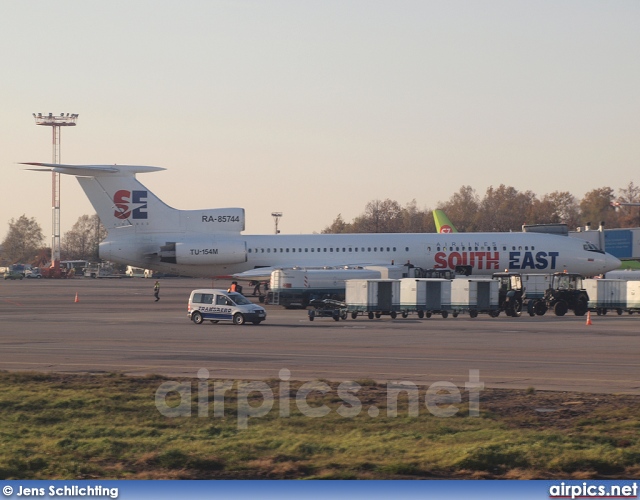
(450, 278, 500, 318)
(540, 273, 589, 316)
(25, 269, 42, 278)
(307, 299, 348, 321)
(399, 278, 452, 318)
(3, 270, 24, 280)
(492, 272, 525, 317)
(188, 289, 267, 325)
(584, 279, 627, 316)
(345, 279, 401, 319)
(267, 264, 431, 309)
(625, 281, 640, 314)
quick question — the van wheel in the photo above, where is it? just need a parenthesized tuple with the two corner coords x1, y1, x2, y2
(192, 312, 203, 324)
(233, 313, 245, 325)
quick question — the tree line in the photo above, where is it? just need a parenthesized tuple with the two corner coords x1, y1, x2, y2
(1, 182, 639, 264)
(0, 214, 107, 266)
(322, 183, 640, 234)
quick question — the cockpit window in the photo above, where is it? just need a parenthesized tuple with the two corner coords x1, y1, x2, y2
(583, 242, 604, 253)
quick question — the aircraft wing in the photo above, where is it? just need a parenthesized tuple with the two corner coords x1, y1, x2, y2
(232, 263, 383, 281)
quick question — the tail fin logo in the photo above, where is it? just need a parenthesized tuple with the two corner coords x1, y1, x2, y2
(440, 225, 453, 233)
(114, 190, 148, 220)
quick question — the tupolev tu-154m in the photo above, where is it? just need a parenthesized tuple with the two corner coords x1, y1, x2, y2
(24, 163, 621, 279)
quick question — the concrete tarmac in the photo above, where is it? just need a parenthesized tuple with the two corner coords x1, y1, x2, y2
(1, 277, 639, 394)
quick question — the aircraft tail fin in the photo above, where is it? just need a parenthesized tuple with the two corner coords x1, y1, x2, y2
(433, 209, 458, 233)
(22, 163, 176, 232)
(23, 163, 245, 235)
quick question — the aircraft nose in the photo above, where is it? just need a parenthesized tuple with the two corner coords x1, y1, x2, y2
(604, 253, 621, 272)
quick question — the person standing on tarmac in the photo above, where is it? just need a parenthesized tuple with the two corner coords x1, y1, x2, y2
(154, 280, 160, 301)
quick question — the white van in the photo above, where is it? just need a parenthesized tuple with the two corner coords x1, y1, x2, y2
(188, 289, 267, 325)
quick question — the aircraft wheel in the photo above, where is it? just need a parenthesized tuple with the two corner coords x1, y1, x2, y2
(233, 313, 245, 325)
(192, 311, 203, 324)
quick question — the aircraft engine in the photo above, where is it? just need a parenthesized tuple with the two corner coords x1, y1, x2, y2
(159, 239, 247, 265)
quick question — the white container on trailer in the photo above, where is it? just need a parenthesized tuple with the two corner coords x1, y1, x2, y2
(345, 279, 401, 319)
(450, 278, 499, 317)
(626, 281, 640, 311)
(400, 278, 452, 317)
(521, 274, 552, 300)
(584, 279, 627, 313)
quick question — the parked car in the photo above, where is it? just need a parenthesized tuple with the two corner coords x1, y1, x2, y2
(4, 271, 24, 280)
(25, 269, 43, 279)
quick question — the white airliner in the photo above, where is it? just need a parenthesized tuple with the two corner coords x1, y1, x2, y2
(25, 163, 621, 278)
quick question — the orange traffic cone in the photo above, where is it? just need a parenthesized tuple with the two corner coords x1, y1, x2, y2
(74, 292, 79, 303)
(586, 310, 592, 326)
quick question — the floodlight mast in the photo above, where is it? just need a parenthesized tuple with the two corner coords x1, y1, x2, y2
(32, 113, 79, 266)
(271, 212, 282, 235)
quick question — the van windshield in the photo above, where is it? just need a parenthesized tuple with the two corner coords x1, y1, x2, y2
(228, 293, 252, 305)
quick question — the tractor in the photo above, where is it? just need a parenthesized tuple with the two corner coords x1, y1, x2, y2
(492, 272, 525, 317)
(539, 272, 589, 317)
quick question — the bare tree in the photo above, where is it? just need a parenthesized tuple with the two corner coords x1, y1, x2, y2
(62, 214, 107, 261)
(615, 182, 640, 228)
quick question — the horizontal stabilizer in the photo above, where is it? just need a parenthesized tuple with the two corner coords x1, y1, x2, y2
(20, 162, 165, 177)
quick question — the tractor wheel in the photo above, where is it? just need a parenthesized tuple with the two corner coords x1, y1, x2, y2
(553, 301, 568, 317)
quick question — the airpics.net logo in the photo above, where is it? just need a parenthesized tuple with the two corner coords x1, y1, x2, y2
(155, 369, 484, 429)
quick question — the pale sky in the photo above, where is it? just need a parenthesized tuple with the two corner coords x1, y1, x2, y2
(2, 1, 639, 243)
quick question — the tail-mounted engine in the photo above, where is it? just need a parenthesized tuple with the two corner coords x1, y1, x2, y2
(159, 239, 247, 265)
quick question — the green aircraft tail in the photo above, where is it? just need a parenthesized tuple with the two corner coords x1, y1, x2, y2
(433, 209, 458, 233)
